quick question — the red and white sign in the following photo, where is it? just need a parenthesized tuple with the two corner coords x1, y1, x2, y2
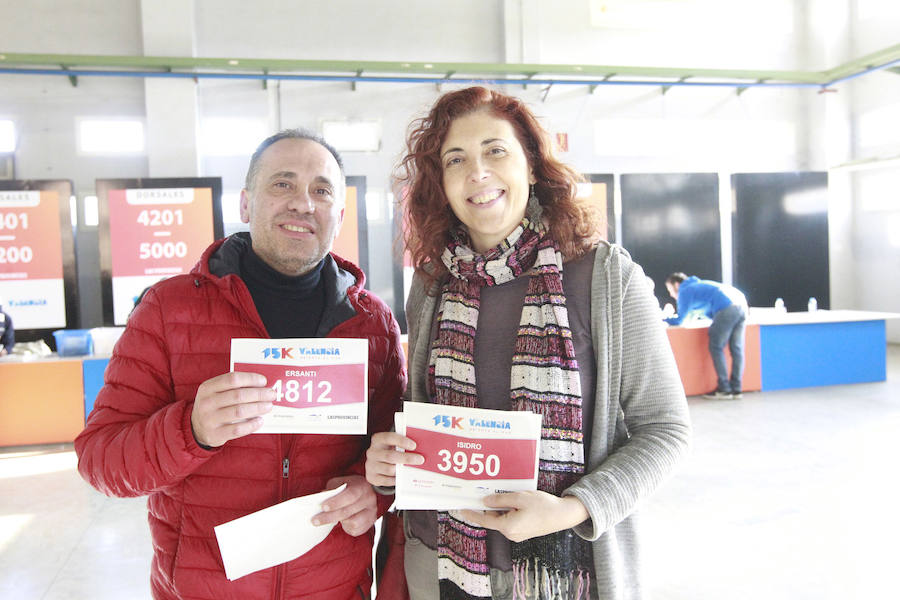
(108, 187, 214, 324)
(395, 402, 542, 510)
(230, 337, 369, 435)
(404, 427, 537, 481)
(232, 363, 366, 410)
(0, 190, 66, 329)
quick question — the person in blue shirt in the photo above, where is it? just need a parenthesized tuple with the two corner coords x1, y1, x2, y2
(0, 296, 14, 356)
(664, 273, 747, 399)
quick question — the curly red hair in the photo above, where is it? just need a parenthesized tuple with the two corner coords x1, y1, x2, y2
(395, 86, 603, 283)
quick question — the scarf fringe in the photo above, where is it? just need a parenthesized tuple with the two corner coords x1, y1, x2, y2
(511, 558, 591, 600)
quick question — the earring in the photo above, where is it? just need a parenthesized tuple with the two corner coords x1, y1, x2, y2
(527, 183, 543, 222)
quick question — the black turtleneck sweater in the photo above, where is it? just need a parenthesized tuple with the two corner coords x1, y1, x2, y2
(240, 248, 325, 339)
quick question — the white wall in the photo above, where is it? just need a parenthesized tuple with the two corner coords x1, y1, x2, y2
(194, 0, 504, 62)
(814, 0, 900, 341)
(0, 0, 897, 337)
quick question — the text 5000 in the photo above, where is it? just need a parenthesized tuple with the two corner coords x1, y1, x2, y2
(272, 379, 333, 404)
(139, 241, 187, 259)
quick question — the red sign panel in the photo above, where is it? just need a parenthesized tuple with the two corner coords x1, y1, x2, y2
(0, 190, 63, 280)
(404, 426, 538, 481)
(108, 188, 214, 278)
(233, 362, 366, 409)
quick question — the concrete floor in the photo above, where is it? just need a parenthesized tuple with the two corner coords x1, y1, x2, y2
(2, 345, 898, 599)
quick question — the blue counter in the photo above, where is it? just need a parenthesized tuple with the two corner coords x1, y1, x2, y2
(82, 357, 110, 420)
(752, 310, 897, 391)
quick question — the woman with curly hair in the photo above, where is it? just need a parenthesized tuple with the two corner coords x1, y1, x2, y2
(367, 86, 691, 600)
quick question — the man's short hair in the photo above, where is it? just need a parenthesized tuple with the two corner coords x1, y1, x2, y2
(244, 129, 345, 191)
(666, 272, 688, 286)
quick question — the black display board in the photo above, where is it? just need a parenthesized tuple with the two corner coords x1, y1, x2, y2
(621, 173, 721, 306)
(732, 172, 829, 311)
(0, 179, 78, 345)
(343, 176, 369, 280)
(390, 208, 407, 335)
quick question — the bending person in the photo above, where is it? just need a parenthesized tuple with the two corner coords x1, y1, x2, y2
(366, 87, 691, 600)
(665, 272, 748, 400)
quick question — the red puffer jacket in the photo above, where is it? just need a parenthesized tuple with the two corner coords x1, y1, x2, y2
(76, 235, 405, 600)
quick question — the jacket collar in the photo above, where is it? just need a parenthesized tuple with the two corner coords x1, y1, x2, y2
(193, 232, 364, 335)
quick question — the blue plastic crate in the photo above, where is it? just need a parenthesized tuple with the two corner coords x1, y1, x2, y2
(53, 329, 93, 357)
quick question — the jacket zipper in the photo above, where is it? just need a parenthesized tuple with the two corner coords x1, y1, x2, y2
(274, 437, 294, 599)
(274, 453, 290, 598)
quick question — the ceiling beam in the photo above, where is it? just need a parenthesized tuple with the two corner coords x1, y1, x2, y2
(820, 43, 900, 82)
(0, 45, 898, 89)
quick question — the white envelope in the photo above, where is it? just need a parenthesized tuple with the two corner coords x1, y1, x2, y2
(214, 483, 346, 581)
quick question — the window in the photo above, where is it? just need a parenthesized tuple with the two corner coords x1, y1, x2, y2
(220, 191, 243, 224)
(83, 195, 99, 227)
(0, 120, 15, 153)
(78, 120, 144, 154)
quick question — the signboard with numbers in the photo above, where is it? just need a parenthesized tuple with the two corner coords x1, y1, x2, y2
(97, 178, 223, 325)
(394, 402, 542, 510)
(0, 180, 77, 333)
(230, 337, 369, 435)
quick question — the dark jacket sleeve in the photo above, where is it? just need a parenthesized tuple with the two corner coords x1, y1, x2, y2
(1, 313, 13, 353)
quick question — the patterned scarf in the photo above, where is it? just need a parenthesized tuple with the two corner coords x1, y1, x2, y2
(429, 217, 593, 600)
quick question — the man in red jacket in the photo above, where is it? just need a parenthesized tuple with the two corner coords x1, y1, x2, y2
(76, 130, 406, 599)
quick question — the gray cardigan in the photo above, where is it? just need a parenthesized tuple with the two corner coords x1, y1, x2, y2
(403, 241, 691, 599)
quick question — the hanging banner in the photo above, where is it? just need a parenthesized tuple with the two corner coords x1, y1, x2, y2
(0, 190, 66, 329)
(107, 187, 215, 324)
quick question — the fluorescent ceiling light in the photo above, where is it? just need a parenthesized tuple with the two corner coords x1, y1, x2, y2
(322, 120, 380, 152)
